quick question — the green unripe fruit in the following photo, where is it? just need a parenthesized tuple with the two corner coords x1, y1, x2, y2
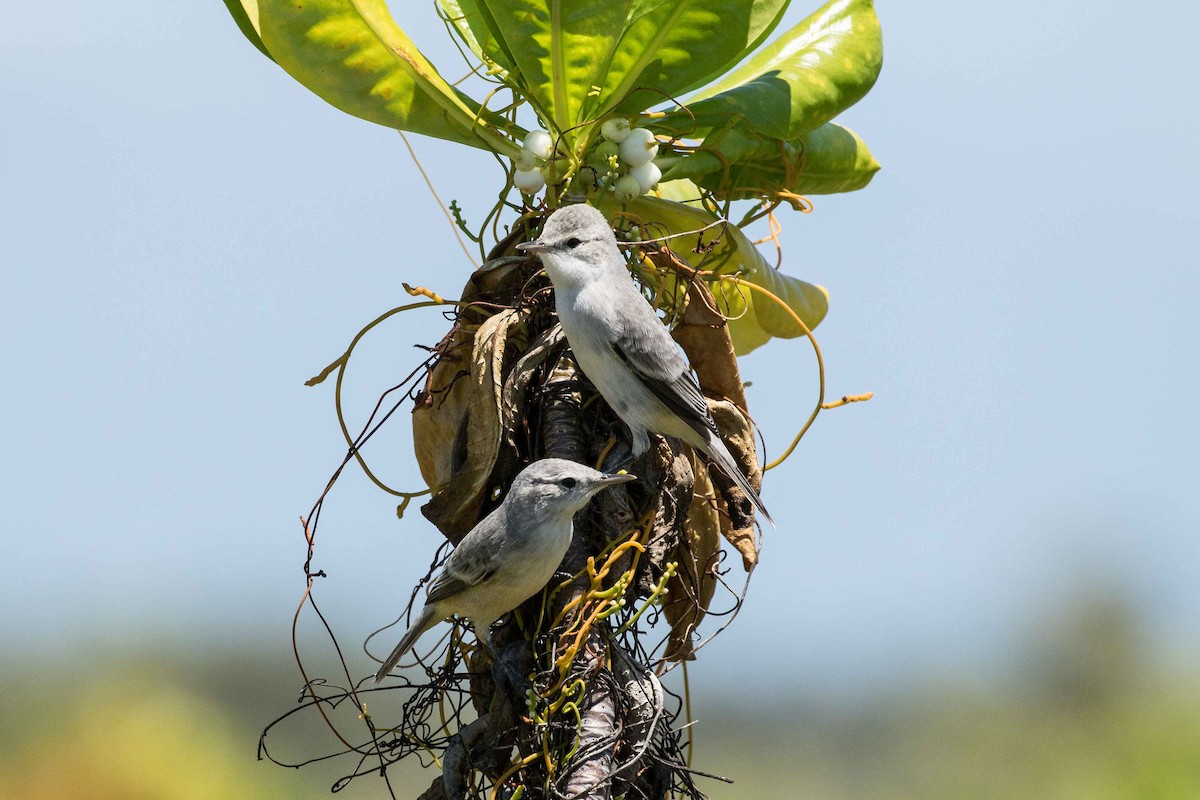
(613, 174, 642, 202)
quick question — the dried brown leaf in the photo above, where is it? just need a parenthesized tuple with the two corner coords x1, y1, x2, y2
(669, 278, 762, 569)
(707, 399, 762, 571)
(501, 323, 563, 450)
(662, 450, 722, 662)
(412, 324, 474, 492)
(421, 308, 529, 542)
(671, 278, 747, 411)
(411, 244, 549, 498)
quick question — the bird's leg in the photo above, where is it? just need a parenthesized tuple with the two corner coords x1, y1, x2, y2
(493, 642, 538, 705)
(478, 627, 535, 702)
(477, 627, 502, 664)
(599, 432, 641, 474)
(605, 452, 638, 473)
(629, 426, 652, 460)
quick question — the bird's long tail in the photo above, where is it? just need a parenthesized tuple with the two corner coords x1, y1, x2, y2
(703, 431, 775, 527)
(373, 605, 439, 684)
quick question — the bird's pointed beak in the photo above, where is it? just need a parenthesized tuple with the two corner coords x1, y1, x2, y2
(596, 472, 637, 488)
(516, 240, 549, 253)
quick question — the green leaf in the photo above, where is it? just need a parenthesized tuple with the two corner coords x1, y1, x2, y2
(470, 0, 632, 132)
(725, 122, 879, 197)
(594, 194, 828, 355)
(705, 212, 829, 354)
(662, 0, 882, 140)
(722, 291, 772, 353)
(436, 0, 518, 75)
(435, 0, 487, 65)
(583, 0, 792, 120)
(222, 0, 274, 61)
(716, 248, 829, 354)
(598, 193, 742, 274)
(257, 0, 519, 153)
(654, 178, 708, 209)
(661, 121, 880, 199)
(465, 0, 790, 133)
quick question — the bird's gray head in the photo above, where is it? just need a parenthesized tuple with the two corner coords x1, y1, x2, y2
(505, 458, 635, 521)
(516, 205, 623, 291)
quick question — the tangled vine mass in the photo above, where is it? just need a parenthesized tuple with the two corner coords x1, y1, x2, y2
(255, 210, 850, 800)
(231, 1, 884, 795)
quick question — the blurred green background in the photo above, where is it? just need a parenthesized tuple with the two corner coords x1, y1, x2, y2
(3, 0, 1198, 797)
(4, 593, 1198, 798)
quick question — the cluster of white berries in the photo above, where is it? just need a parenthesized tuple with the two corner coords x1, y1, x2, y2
(512, 129, 554, 194)
(510, 119, 664, 201)
(593, 118, 662, 202)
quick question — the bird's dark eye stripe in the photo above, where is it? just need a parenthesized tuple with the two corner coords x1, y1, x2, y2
(560, 477, 578, 488)
(564, 237, 582, 249)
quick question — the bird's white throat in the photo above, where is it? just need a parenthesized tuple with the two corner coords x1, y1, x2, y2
(541, 251, 597, 295)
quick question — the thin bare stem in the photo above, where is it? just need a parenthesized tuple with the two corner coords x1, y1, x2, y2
(398, 131, 479, 268)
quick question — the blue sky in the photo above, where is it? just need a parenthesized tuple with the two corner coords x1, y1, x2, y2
(2, 1, 1198, 701)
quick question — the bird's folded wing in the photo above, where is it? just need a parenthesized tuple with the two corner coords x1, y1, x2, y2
(612, 332, 719, 440)
(426, 538, 501, 605)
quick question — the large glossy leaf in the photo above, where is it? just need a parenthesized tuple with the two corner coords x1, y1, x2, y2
(716, 247, 829, 354)
(662, 0, 881, 140)
(661, 121, 879, 199)
(594, 194, 828, 354)
(437, 0, 519, 75)
(435, 0, 488, 65)
(472, 0, 631, 132)
(223, 0, 274, 61)
(467, 0, 790, 132)
(257, 0, 518, 153)
(718, 122, 879, 197)
(583, 0, 792, 120)
(705, 212, 829, 354)
(654, 177, 708, 208)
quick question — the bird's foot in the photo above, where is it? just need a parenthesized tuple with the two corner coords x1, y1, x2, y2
(490, 640, 535, 700)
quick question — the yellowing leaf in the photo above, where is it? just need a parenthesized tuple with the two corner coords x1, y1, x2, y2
(596, 194, 829, 355)
(257, 0, 518, 152)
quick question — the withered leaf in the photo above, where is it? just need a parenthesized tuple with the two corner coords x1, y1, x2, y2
(671, 277, 747, 411)
(662, 450, 722, 662)
(671, 278, 763, 569)
(412, 323, 475, 493)
(501, 323, 563, 450)
(421, 308, 530, 542)
(707, 399, 762, 571)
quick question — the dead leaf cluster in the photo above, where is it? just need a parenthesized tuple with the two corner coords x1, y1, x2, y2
(401, 239, 767, 799)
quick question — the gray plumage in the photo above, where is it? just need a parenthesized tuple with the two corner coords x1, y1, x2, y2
(517, 204, 772, 524)
(373, 458, 635, 684)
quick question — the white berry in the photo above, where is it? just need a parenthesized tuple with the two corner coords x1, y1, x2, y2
(601, 118, 632, 144)
(629, 161, 662, 193)
(619, 128, 658, 166)
(514, 168, 545, 193)
(523, 130, 554, 160)
(514, 149, 538, 171)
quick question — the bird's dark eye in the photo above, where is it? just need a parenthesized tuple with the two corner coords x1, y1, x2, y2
(564, 237, 582, 249)
(560, 477, 578, 488)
